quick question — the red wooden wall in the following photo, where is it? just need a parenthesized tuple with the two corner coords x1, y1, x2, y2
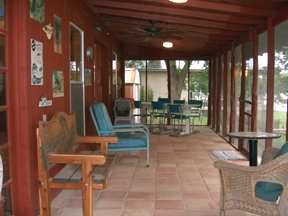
(9, 0, 122, 215)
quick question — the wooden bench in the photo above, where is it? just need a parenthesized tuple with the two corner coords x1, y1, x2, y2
(37, 112, 117, 216)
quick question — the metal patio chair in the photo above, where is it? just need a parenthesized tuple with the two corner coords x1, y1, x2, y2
(90, 101, 150, 167)
(113, 98, 134, 125)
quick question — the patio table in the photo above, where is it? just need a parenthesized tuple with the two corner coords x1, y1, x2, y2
(169, 104, 199, 136)
(227, 132, 281, 166)
(139, 102, 151, 124)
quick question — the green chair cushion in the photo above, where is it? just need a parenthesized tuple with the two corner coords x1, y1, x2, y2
(274, 143, 288, 158)
(255, 181, 283, 202)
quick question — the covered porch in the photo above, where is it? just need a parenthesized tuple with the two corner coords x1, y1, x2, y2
(2, 0, 288, 216)
(51, 128, 249, 216)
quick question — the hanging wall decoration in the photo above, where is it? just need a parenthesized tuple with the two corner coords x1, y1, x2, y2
(52, 70, 64, 97)
(31, 39, 44, 85)
(84, 68, 92, 86)
(42, 23, 54, 40)
(29, 0, 45, 23)
(54, 15, 62, 54)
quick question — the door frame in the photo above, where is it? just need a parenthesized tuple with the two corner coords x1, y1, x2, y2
(69, 22, 86, 135)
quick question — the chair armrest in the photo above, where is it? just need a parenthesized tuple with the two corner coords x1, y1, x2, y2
(48, 153, 106, 165)
(76, 136, 118, 144)
(113, 124, 149, 132)
(214, 155, 288, 190)
(114, 127, 148, 134)
(261, 147, 279, 164)
(113, 124, 145, 129)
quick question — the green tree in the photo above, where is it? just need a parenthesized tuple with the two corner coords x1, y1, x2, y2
(275, 47, 288, 102)
(140, 86, 154, 102)
(125, 60, 145, 69)
(165, 60, 191, 101)
(189, 71, 209, 94)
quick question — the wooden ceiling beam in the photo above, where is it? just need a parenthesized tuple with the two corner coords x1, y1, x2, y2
(89, 0, 263, 25)
(93, 7, 251, 31)
(102, 16, 241, 36)
(132, 0, 272, 17)
(115, 30, 235, 41)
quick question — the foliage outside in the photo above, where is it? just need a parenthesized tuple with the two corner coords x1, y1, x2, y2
(140, 86, 154, 102)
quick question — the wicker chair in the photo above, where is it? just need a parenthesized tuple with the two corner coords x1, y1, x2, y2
(214, 148, 288, 216)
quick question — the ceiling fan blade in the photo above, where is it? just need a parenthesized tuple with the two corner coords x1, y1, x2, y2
(161, 30, 183, 34)
(135, 27, 147, 33)
(144, 37, 151, 43)
(156, 35, 183, 40)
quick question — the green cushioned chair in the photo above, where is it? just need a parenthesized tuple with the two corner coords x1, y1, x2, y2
(214, 142, 288, 216)
(254, 143, 288, 203)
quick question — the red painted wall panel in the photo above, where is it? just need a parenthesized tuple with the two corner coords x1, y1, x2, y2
(11, 0, 121, 214)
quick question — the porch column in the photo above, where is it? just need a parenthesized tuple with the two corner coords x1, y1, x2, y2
(208, 60, 212, 126)
(222, 52, 228, 136)
(238, 44, 246, 150)
(230, 45, 236, 134)
(166, 60, 171, 103)
(266, 18, 275, 148)
(145, 60, 148, 101)
(212, 58, 217, 130)
(251, 30, 259, 132)
(216, 56, 222, 133)
(10, 0, 36, 215)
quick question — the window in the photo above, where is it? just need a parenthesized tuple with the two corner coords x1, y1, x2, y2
(147, 60, 168, 101)
(189, 60, 209, 125)
(232, 45, 242, 149)
(170, 60, 189, 102)
(258, 31, 268, 157)
(226, 51, 232, 135)
(273, 20, 288, 147)
(124, 60, 146, 101)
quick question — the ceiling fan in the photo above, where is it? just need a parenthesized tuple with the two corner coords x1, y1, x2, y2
(120, 20, 183, 42)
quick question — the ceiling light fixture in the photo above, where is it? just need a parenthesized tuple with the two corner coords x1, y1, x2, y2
(163, 41, 173, 48)
(169, 0, 188, 3)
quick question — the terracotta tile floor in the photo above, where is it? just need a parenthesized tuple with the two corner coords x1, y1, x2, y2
(52, 127, 256, 216)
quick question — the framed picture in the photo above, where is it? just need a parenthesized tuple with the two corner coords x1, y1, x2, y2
(52, 70, 64, 97)
(31, 39, 44, 85)
(54, 15, 62, 54)
(84, 68, 92, 86)
(29, 0, 45, 23)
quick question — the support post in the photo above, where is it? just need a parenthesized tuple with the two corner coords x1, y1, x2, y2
(252, 30, 259, 132)
(208, 60, 212, 126)
(145, 60, 148, 102)
(238, 44, 246, 150)
(266, 18, 275, 149)
(216, 56, 222, 133)
(230, 45, 236, 142)
(223, 52, 228, 136)
(213, 58, 217, 130)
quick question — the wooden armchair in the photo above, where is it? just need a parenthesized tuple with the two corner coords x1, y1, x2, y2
(37, 112, 117, 216)
(214, 150, 288, 216)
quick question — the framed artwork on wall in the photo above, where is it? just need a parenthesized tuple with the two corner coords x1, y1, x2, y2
(52, 70, 64, 97)
(86, 47, 93, 62)
(29, 0, 45, 23)
(31, 39, 44, 85)
(84, 68, 92, 86)
(54, 15, 62, 54)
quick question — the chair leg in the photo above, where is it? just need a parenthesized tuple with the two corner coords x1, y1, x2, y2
(82, 162, 93, 216)
(39, 183, 50, 216)
(220, 209, 226, 216)
(146, 149, 150, 167)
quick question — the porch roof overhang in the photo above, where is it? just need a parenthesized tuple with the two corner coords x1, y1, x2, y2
(85, 0, 288, 59)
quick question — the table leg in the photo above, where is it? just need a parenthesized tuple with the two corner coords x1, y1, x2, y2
(249, 139, 258, 166)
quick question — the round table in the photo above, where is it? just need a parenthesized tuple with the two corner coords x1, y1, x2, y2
(227, 132, 281, 166)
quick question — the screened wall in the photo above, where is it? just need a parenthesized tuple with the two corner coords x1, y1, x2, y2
(273, 20, 288, 147)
